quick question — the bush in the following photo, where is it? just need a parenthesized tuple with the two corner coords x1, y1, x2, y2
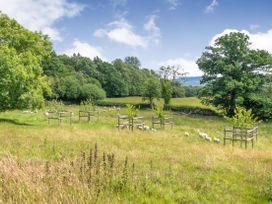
(126, 104, 139, 117)
(80, 83, 106, 102)
(154, 105, 165, 118)
(225, 107, 260, 128)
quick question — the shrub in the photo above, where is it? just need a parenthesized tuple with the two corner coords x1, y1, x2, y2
(126, 104, 138, 117)
(225, 107, 260, 128)
(161, 80, 173, 105)
(153, 105, 165, 118)
(80, 83, 106, 102)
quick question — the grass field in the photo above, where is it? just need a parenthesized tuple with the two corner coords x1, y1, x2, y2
(0, 97, 271, 203)
(101, 97, 207, 108)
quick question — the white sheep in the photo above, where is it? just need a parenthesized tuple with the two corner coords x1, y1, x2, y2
(138, 126, 143, 130)
(143, 125, 150, 131)
(213, 137, 220, 144)
(197, 130, 208, 139)
(204, 135, 212, 142)
(184, 132, 190, 137)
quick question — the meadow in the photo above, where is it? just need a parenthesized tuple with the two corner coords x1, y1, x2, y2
(101, 97, 207, 108)
(0, 97, 271, 203)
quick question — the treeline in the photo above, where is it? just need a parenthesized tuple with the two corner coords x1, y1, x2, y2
(42, 54, 161, 102)
(42, 53, 188, 103)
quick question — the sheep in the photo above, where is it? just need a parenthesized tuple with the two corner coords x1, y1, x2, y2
(138, 126, 143, 130)
(197, 130, 208, 139)
(213, 137, 221, 144)
(23, 110, 34, 114)
(184, 132, 190, 137)
(204, 135, 212, 142)
(143, 125, 150, 131)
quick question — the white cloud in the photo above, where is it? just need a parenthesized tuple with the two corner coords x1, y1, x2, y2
(158, 58, 203, 77)
(144, 15, 161, 44)
(107, 28, 147, 47)
(0, 0, 84, 41)
(210, 28, 272, 53)
(205, 0, 218, 14)
(94, 17, 160, 48)
(93, 29, 108, 38)
(249, 24, 260, 30)
(167, 0, 181, 10)
(63, 40, 106, 60)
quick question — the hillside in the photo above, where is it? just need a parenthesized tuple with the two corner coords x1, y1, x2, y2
(180, 76, 202, 86)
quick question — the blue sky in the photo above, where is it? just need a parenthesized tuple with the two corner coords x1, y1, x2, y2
(1, 0, 272, 76)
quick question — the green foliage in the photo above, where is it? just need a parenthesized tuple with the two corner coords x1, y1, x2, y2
(80, 83, 106, 102)
(142, 78, 161, 108)
(197, 32, 272, 118)
(126, 104, 138, 117)
(164, 104, 217, 116)
(92, 61, 129, 97)
(153, 105, 164, 118)
(225, 107, 260, 128)
(124, 56, 141, 67)
(171, 81, 185, 98)
(43, 52, 158, 101)
(161, 80, 173, 105)
(0, 13, 52, 111)
(184, 86, 201, 97)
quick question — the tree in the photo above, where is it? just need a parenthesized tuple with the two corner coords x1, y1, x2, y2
(197, 32, 272, 118)
(161, 80, 173, 105)
(159, 65, 185, 98)
(95, 61, 129, 97)
(142, 78, 161, 108)
(171, 81, 185, 98)
(0, 13, 52, 111)
(80, 84, 106, 102)
(124, 56, 141, 67)
(159, 65, 185, 81)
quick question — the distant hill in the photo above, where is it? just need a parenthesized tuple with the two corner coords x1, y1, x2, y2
(179, 76, 202, 86)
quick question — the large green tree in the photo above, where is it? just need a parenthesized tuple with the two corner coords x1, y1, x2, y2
(197, 32, 272, 118)
(0, 13, 52, 111)
(142, 77, 161, 108)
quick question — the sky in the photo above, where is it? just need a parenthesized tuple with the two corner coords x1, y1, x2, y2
(1, 0, 272, 76)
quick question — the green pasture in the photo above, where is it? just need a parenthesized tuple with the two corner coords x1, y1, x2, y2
(0, 97, 271, 203)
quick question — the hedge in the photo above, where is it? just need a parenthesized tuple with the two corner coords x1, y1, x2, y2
(96, 101, 150, 109)
(164, 104, 218, 116)
(97, 100, 218, 116)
